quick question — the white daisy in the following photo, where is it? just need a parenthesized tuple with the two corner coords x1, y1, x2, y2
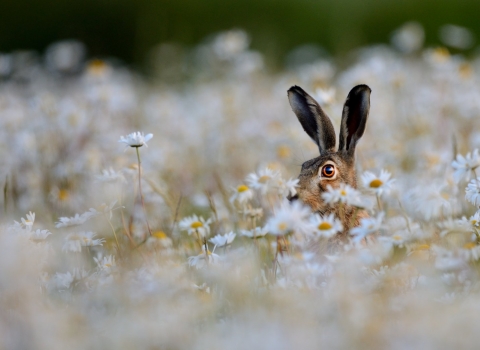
(438, 218, 472, 237)
(55, 210, 98, 228)
(240, 207, 264, 219)
(309, 213, 343, 238)
(240, 226, 268, 238)
(350, 213, 384, 243)
(118, 131, 153, 148)
(246, 167, 281, 194)
(209, 231, 236, 247)
(188, 247, 221, 269)
(314, 87, 336, 105)
(361, 170, 395, 196)
(179, 215, 212, 238)
(466, 177, 480, 206)
(452, 149, 480, 183)
(469, 210, 480, 227)
(321, 183, 364, 207)
(94, 255, 116, 273)
(30, 229, 52, 242)
(96, 168, 126, 183)
(229, 184, 254, 204)
(62, 231, 105, 253)
(460, 242, 480, 261)
(265, 200, 311, 236)
(20, 211, 35, 230)
(277, 177, 300, 197)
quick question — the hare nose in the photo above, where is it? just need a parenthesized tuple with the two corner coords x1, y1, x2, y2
(288, 194, 299, 202)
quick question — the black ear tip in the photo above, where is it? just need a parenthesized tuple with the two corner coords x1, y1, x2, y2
(350, 84, 372, 95)
(287, 85, 305, 95)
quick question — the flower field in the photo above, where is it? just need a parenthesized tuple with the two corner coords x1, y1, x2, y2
(2, 27, 480, 348)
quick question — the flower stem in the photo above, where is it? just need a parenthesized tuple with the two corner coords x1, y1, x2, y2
(135, 147, 153, 236)
(376, 194, 383, 212)
(204, 238, 209, 266)
(349, 207, 360, 231)
(105, 213, 122, 260)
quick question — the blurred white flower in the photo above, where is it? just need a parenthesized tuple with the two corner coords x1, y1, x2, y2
(361, 170, 395, 196)
(240, 226, 268, 238)
(118, 131, 153, 148)
(55, 210, 98, 228)
(350, 213, 384, 243)
(460, 242, 480, 261)
(147, 231, 173, 249)
(277, 177, 300, 198)
(452, 149, 480, 183)
(410, 183, 454, 220)
(179, 215, 212, 238)
(246, 167, 281, 194)
(391, 22, 425, 53)
(20, 211, 35, 231)
(62, 231, 105, 253)
(54, 272, 74, 289)
(240, 207, 263, 219)
(433, 246, 468, 272)
(470, 211, 480, 227)
(30, 229, 52, 242)
(314, 87, 336, 105)
(322, 183, 364, 207)
(265, 200, 311, 235)
(466, 177, 480, 206)
(439, 218, 474, 237)
(212, 30, 249, 60)
(309, 213, 343, 238)
(209, 231, 236, 247)
(94, 255, 116, 273)
(96, 168, 126, 183)
(230, 184, 253, 204)
(188, 247, 221, 269)
(440, 24, 474, 50)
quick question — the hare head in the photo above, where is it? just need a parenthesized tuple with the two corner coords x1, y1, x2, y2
(287, 84, 371, 229)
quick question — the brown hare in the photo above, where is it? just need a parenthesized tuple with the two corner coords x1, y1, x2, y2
(287, 84, 371, 238)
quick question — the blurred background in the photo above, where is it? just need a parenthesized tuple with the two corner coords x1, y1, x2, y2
(1, 0, 479, 70)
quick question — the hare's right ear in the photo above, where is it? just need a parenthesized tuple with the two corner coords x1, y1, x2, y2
(287, 86, 336, 154)
(338, 84, 371, 154)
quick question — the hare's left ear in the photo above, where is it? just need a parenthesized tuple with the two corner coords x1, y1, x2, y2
(338, 84, 371, 153)
(287, 85, 336, 154)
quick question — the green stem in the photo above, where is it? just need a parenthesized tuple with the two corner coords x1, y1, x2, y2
(105, 213, 122, 259)
(376, 194, 383, 212)
(135, 147, 153, 236)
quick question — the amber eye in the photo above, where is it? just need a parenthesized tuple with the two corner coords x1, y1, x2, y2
(322, 164, 335, 178)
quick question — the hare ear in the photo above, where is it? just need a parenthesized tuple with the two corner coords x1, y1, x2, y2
(287, 85, 336, 154)
(338, 84, 371, 153)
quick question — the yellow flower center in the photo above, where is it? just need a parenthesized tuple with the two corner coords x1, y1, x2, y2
(278, 222, 288, 231)
(58, 189, 69, 201)
(369, 179, 383, 188)
(318, 222, 332, 230)
(259, 175, 270, 183)
(237, 185, 249, 193)
(392, 235, 403, 241)
(191, 221, 203, 229)
(340, 190, 347, 196)
(277, 145, 291, 159)
(153, 231, 167, 239)
(472, 220, 477, 226)
(415, 244, 430, 251)
(432, 47, 450, 63)
(464, 242, 476, 250)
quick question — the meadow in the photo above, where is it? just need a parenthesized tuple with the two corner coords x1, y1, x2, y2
(2, 25, 480, 348)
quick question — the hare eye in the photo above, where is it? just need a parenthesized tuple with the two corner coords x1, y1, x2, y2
(322, 164, 335, 178)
